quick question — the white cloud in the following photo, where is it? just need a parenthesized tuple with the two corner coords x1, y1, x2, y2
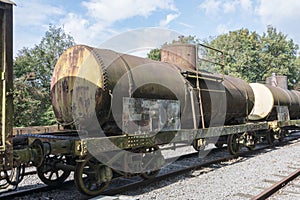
(199, 0, 253, 16)
(82, 0, 177, 26)
(255, 0, 300, 45)
(13, 0, 179, 51)
(99, 28, 180, 54)
(255, 0, 300, 24)
(159, 13, 180, 27)
(223, 1, 237, 13)
(60, 13, 92, 44)
(13, 0, 65, 52)
(240, 0, 253, 13)
(216, 24, 230, 34)
(60, 0, 178, 46)
(14, 0, 63, 27)
(199, 0, 222, 15)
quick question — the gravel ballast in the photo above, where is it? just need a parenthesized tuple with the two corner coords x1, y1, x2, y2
(3, 137, 300, 200)
(123, 138, 300, 200)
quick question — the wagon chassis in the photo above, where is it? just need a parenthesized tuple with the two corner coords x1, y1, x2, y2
(2, 118, 299, 195)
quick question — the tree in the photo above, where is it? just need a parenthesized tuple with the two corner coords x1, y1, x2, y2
(259, 26, 299, 86)
(207, 28, 261, 82)
(147, 48, 161, 61)
(14, 25, 76, 127)
(294, 54, 300, 90)
(207, 26, 299, 87)
(147, 28, 299, 88)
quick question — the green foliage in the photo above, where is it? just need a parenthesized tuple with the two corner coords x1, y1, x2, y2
(207, 28, 261, 81)
(14, 25, 75, 127)
(294, 55, 300, 90)
(207, 26, 299, 87)
(172, 35, 199, 44)
(147, 48, 161, 61)
(148, 29, 299, 88)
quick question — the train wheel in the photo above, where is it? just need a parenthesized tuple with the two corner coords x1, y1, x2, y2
(266, 131, 275, 145)
(227, 134, 242, 155)
(37, 155, 71, 186)
(140, 146, 161, 179)
(74, 155, 112, 196)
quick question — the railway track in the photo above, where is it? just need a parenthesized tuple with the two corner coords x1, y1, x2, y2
(102, 133, 300, 197)
(1, 133, 300, 200)
(252, 168, 300, 200)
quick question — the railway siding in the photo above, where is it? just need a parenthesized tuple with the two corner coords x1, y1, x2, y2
(122, 135, 300, 200)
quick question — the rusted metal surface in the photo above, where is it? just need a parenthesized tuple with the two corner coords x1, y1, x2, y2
(52, 45, 257, 133)
(0, 0, 14, 169)
(51, 45, 191, 133)
(122, 97, 180, 134)
(264, 84, 300, 120)
(222, 74, 255, 123)
(184, 71, 254, 127)
(51, 45, 104, 127)
(13, 125, 65, 135)
(266, 73, 288, 89)
(161, 43, 197, 70)
(0, 0, 15, 5)
(275, 119, 300, 128)
(287, 89, 300, 119)
(160, 43, 253, 126)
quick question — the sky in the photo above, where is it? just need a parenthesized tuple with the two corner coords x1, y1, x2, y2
(12, 0, 300, 56)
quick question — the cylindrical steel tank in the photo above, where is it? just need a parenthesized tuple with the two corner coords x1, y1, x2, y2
(266, 74, 288, 89)
(185, 72, 254, 127)
(248, 83, 300, 120)
(51, 45, 192, 133)
(51, 45, 254, 134)
(161, 43, 197, 70)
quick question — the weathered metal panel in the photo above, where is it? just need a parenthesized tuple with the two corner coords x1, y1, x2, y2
(161, 43, 197, 70)
(0, 0, 14, 168)
(185, 71, 254, 126)
(266, 74, 288, 89)
(277, 119, 300, 127)
(13, 125, 65, 135)
(122, 97, 180, 134)
(51, 45, 105, 127)
(265, 84, 300, 120)
(0, 0, 15, 5)
(0, 8, 4, 150)
(276, 106, 290, 121)
(75, 121, 271, 155)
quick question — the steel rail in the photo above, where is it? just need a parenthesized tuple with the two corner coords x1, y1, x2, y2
(0, 180, 74, 199)
(251, 168, 300, 200)
(1, 134, 299, 199)
(100, 134, 300, 196)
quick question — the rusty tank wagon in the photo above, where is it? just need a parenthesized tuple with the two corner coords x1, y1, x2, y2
(1, 1, 300, 196)
(51, 44, 255, 134)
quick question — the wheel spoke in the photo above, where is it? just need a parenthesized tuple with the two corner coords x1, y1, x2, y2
(37, 155, 71, 186)
(49, 171, 54, 180)
(74, 156, 112, 196)
(227, 134, 242, 155)
(55, 171, 59, 179)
